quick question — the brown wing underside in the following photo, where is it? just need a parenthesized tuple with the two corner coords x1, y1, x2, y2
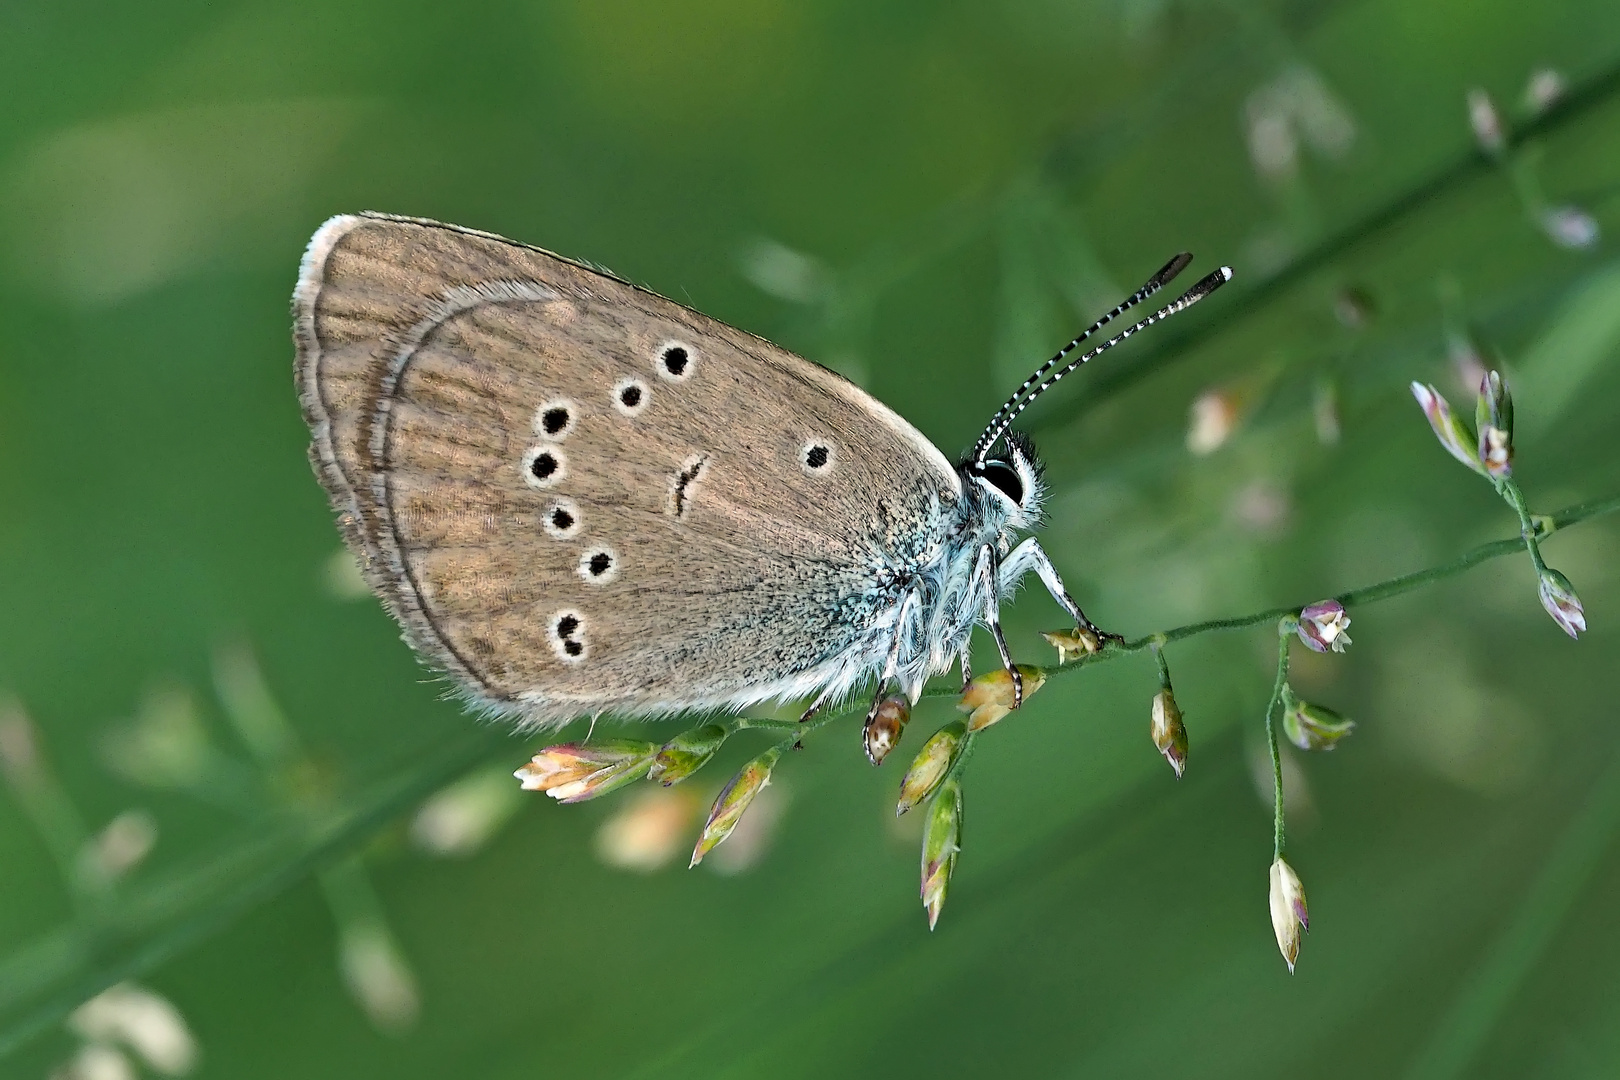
(294, 213, 959, 722)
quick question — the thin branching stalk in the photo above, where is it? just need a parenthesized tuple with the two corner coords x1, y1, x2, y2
(1266, 623, 1293, 861)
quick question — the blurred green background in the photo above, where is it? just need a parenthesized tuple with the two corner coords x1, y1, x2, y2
(4, 1, 1620, 1077)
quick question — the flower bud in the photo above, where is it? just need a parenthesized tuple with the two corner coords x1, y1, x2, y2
(648, 723, 729, 785)
(1186, 388, 1239, 456)
(1150, 689, 1188, 778)
(1269, 858, 1309, 973)
(863, 695, 911, 766)
(956, 665, 1046, 731)
(1296, 600, 1352, 654)
(920, 778, 962, 931)
(71, 982, 199, 1074)
(596, 787, 702, 872)
(1042, 627, 1101, 664)
(896, 721, 966, 816)
(690, 746, 781, 867)
(1474, 371, 1514, 478)
(1477, 369, 1514, 440)
(1467, 87, 1504, 156)
(1541, 206, 1600, 250)
(1537, 567, 1586, 639)
(1524, 68, 1565, 114)
(1410, 382, 1486, 475)
(513, 740, 657, 804)
(1282, 698, 1355, 751)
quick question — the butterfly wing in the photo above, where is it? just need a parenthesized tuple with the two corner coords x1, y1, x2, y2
(295, 213, 962, 725)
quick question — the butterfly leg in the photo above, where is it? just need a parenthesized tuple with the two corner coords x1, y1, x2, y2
(866, 590, 921, 725)
(975, 543, 1023, 708)
(1002, 537, 1121, 646)
(798, 687, 835, 724)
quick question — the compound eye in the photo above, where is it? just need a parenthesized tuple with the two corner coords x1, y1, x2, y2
(980, 460, 1024, 505)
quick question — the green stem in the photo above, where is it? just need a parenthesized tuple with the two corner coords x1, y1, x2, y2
(1497, 478, 1550, 575)
(1150, 637, 1172, 691)
(786, 491, 1618, 733)
(1266, 622, 1293, 861)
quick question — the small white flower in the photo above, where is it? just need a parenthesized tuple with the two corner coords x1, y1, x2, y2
(1541, 206, 1600, 250)
(1467, 88, 1505, 155)
(339, 923, 420, 1033)
(1187, 390, 1239, 456)
(410, 766, 524, 857)
(70, 983, 197, 1075)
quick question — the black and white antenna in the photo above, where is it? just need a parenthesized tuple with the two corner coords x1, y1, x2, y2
(970, 257, 1234, 468)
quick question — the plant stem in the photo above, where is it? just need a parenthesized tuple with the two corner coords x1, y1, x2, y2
(1497, 477, 1550, 575)
(778, 490, 1619, 752)
(1150, 637, 1172, 690)
(1266, 623, 1293, 861)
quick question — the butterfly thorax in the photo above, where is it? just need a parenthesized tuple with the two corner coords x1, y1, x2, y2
(869, 440, 1046, 703)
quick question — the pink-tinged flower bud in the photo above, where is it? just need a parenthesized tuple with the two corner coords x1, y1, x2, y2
(1467, 87, 1504, 156)
(1410, 382, 1487, 475)
(1042, 627, 1102, 664)
(690, 746, 781, 867)
(1269, 857, 1309, 973)
(863, 695, 911, 766)
(1283, 698, 1355, 751)
(1150, 689, 1189, 778)
(956, 666, 1046, 731)
(1474, 371, 1513, 475)
(1541, 206, 1601, 250)
(897, 721, 966, 816)
(1537, 568, 1586, 639)
(513, 740, 657, 803)
(920, 778, 963, 931)
(1296, 600, 1352, 654)
(648, 723, 729, 785)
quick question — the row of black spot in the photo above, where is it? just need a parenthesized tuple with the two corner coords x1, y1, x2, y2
(529, 344, 693, 665)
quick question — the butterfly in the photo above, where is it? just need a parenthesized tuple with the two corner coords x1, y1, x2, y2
(294, 213, 1229, 729)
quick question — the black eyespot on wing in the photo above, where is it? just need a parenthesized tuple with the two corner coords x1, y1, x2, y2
(981, 460, 1024, 504)
(531, 452, 558, 480)
(613, 377, 650, 416)
(661, 345, 688, 376)
(542, 407, 569, 435)
(588, 552, 612, 576)
(798, 439, 836, 475)
(543, 498, 581, 538)
(550, 608, 586, 662)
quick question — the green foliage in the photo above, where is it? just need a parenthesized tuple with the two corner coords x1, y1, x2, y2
(2, 1, 1620, 1077)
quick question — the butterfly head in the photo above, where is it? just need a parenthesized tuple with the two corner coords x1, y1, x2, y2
(961, 430, 1044, 532)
